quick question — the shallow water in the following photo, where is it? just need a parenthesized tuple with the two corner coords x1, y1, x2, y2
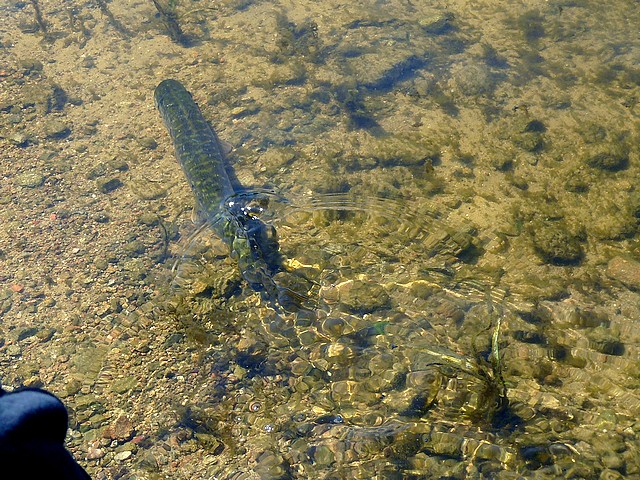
(0, 0, 639, 478)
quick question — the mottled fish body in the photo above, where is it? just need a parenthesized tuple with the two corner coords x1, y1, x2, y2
(155, 79, 308, 309)
(154, 78, 234, 230)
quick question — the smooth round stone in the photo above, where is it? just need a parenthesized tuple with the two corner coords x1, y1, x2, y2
(15, 172, 45, 188)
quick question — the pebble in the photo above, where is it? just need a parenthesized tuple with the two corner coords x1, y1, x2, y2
(43, 119, 71, 139)
(16, 326, 39, 341)
(86, 446, 106, 460)
(607, 256, 640, 290)
(137, 136, 158, 150)
(15, 172, 45, 188)
(531, 222, 583, 265)
(114, 450, 133, 461)
(584, 144, 629, 171)
(6, 345, 21, 356)
(108, 157, 130, 172)
(337, 279, 390, 314)
(103, 413, 135, 442)
(110, 375, 138, 394)
(9, 132, 32, 147)
(96, 177, 123, 193)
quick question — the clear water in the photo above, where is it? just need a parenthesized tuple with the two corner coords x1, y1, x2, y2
(0, 0, 638, 478)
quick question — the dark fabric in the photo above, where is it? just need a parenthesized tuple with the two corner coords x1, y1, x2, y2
(0, 387, 91, 479)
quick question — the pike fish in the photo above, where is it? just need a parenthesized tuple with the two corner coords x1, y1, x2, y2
(154, 79, 306, 308)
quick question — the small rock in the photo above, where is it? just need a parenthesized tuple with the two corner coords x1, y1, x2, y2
(138, 213, 159, 226)
(110, 376, 138, 395)
(15, 172, 45, 188)
(531, 222, 584, 265)
(43, 119, 71, 139)
(137, 136, 158, 150)
(108, 157, 129, 172)
(9, 132, 33, 147)
(103, 414, 135, 442)
(96, 177, 123, 193)
(86, 446, 105, 460)
(338, 279, 390, 314)
(6, 345, 21, 356)
(607, 256, 640, 290)
(17, 326, 39, 341)
(114, 450, 132, 461)
(583, 144, 629, 171)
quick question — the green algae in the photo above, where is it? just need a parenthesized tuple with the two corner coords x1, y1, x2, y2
(529, 219, 585, 266)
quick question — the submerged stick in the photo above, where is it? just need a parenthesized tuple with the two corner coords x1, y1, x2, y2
(151, 0, 188, 46)
(95, 0, 130, 37)
(29, 0, 48, 34)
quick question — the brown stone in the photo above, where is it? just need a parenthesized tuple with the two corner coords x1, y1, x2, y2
(607, 256, 640, 290)
(103, 414, 135, 442)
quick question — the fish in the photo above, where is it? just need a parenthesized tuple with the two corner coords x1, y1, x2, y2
(154, 79, 234, 227)
(154, 79, 309, 309)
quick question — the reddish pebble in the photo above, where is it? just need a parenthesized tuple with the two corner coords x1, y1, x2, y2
(131, 434, 146, 444)
(103, 414, 135, 442)
(86, 447, 105, 461)
(10, 284, 24, 293)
